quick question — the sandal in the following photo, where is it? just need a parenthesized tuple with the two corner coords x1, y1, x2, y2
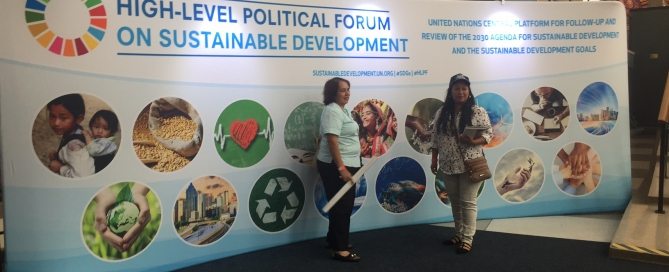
(332, 252, 361, 262)
(442, 236, 462, 246)
(456, 242, 472, 254)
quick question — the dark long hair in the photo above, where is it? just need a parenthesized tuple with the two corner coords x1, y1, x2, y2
(322, 77, 350, 105)
(436, 84, 476, 135)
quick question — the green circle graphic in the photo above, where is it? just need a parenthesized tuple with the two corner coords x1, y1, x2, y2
(214, 100, 273, 168)
(284, 101, 324, 165)
(249, 168, 305, 232)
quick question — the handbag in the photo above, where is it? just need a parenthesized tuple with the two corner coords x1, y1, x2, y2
(454, 112, 491, 182)
(463, 156, 491, 182)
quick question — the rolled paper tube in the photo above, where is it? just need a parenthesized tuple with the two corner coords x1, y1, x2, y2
(322, 156, 379, 213)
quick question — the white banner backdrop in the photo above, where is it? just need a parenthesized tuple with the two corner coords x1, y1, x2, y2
(1, 0, 629, 271)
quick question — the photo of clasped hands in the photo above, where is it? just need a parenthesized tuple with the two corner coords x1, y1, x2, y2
(555, 142, 601, 195)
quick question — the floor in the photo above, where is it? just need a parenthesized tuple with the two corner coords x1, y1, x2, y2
(0, 127, 661, 265)
(610, 126, 669, 264)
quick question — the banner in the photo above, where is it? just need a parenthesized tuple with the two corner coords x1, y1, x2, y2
(0, 0, 629, 271)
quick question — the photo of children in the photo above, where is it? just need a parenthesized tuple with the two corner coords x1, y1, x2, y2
(522, 87, 570, 141)
(553, 142, 602, 196)
(85, 110, 120, 172)
(577, 82, 619, 136)
(405, 98, 442, 154)
(493, 149, 544, 203)
(174, 176, 237, 246)
(352, 99, 397, 158)
(133, 97, 202, 172)
(32, 93, 121, 178)
(82, 181, 161, 261)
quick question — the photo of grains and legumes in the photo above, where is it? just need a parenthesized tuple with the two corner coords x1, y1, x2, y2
(133, 102, 199, 172)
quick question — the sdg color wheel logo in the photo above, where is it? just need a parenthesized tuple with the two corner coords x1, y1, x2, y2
(25, 0, 107, 56)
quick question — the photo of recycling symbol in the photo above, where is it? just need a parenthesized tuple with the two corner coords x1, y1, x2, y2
(214, 99, 274, 168)
(249, 168, 305, 232)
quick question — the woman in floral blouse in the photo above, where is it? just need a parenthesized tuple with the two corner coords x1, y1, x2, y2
(430, 73, 492, 254)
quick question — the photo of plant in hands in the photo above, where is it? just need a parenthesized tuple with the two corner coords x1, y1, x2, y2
(493, 149, 544, 203)
(82, 181, 162, 261)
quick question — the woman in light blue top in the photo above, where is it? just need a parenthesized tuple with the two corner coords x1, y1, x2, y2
(316, 77, 362, 262)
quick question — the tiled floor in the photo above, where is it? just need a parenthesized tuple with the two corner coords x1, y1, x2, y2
(485, 212, 623, 242)
(433, 212, 623, 243)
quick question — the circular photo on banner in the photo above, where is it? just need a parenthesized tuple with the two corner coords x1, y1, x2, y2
(577, 82, 619, 136)
(173, 176, 238, 246)
(215, 100, 274, 168)
(376, 157, 426, 213)
(352, 99, 397, 158)
(493, 149, 544, 203)
(33, 93, 121, 178)
(249, 168, 305, 232)
(521, 87, 570, 141)
(284, 102, 324, 165)
(133, 97, 203, 172)
(553, 142, 602, 196)
(405, 98, 442, 154)
(314, 175, 367, 219)
(435, 171, 484, 206)
(82, 181, 161, 261)
(476, 93, 513, 148)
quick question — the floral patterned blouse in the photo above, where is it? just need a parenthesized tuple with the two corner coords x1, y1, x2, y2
(430, 105, 493, 175)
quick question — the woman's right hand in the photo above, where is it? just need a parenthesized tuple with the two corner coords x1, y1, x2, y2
(339, 168, 353, 183)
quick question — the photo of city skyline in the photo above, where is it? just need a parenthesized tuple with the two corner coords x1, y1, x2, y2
(173, 176, 238, 246)
(577, 82, 619, 136)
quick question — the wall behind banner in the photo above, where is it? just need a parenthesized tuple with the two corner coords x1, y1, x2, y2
(0, 0, 630, 271)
